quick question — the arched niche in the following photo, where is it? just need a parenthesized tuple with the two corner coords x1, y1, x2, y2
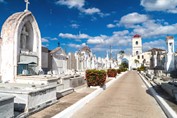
(1, 11, 41, 82)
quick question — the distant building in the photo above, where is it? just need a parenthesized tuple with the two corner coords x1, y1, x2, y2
(50, 47, 68, 75)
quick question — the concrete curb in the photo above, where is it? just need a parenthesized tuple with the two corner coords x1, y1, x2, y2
(52, 72, 127, 118)
(139, 73, 177, 118)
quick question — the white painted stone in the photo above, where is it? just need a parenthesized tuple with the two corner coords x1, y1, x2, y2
(0, 83, 56, 112)
(50, 47, 68, 75)
(1, 11, 42, 82)
(16, 75, 59, 85)
(62, 76, 71, 89)
(0, 94, 15, 118)
(70, 76, 85, 88)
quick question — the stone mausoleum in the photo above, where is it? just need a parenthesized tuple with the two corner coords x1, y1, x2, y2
(0, 9, 41, 82)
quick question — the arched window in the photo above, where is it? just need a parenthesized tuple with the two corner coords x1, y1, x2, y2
(142, 55, 144, 59)
(136, 51, 139, 55)
(136, 41, 138, 45)
(137, 55, 140, 59)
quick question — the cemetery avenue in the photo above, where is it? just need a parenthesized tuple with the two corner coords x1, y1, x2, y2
(72, 71, 166, 118)
(1, 0, 177, 118)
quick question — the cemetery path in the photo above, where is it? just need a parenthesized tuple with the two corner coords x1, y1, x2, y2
(72, 71, 167, 118)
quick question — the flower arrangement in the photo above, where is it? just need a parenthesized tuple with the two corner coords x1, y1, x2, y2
(107, 69, 117, 77)
(86, 69, 106, 87)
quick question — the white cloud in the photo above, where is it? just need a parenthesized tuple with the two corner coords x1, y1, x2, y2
(141, 0, 177, 13)
(107, 24, 116, 28)
(132, 20, 177, 38)
(59, 30, 131, 54)
(87, 30, 131, 47)
(143, 39, 166, 51)
(56, 0, 84, 9)
(81, 8, 100, 15)
(55, 0, 107, 16)
(120, 12, 149, 25)
(70, 24, 80, 29)
(51, 38, 58, 40)
(87, 35, 106, 44)
(42, 44, 49, 47)
(42, 37, 58, 41)
(113, 30, 129, 36)
(115, 12, 177, 38)
(68, 43, 86, 48)
(59, 33, 90, 39)
(41, 38, 49, 43)
(92, 47, 107, 52)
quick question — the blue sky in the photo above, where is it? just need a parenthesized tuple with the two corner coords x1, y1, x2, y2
(1, 0, 177, 58)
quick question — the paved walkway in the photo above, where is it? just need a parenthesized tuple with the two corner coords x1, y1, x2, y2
(72, 71, 166, 118)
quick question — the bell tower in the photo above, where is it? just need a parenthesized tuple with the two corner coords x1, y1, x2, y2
(132, 34, 142, 56)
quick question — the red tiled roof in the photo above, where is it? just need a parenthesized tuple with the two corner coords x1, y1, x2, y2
(133, 34, 141, 38)
(148, 48, 165, 52)
(166, 36, 174, 40)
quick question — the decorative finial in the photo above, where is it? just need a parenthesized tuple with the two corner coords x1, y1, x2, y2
(24, 0, 30, 12)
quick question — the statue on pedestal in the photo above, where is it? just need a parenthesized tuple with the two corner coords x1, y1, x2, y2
(21, 26, 29, 54)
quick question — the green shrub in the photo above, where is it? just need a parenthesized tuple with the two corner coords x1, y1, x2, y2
(119, 67, 127, 72)
(117, 69, 121, 74)
(137, 65, 146, 72)
(107, 69, 117, 77)
(86, 69, 106, 87)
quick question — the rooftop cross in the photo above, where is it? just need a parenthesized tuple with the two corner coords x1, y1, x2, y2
(24, 0, 30, 12)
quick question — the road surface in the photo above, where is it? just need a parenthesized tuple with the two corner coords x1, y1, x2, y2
(72, 71, 166, 118)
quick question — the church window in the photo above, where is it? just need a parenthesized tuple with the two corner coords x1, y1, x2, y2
(136, 41, 138, 45)
(137, 55, 140, 59)
(142, 55, 144, 59)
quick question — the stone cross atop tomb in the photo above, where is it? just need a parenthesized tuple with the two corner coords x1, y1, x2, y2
(24, 0, 30, 12)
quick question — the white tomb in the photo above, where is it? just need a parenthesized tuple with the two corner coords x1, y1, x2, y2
(50, 47, 68, 75)
(165, 36, 175, 72)
(0, 10, 42, 82)
(0, 94, 15, 118)
(0, 83, 57, 112)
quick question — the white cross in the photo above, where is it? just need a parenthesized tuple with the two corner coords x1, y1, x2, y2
(24, 0, 30, 12)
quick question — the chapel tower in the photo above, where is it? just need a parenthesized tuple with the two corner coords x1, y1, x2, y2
(132, 34, 142, 56)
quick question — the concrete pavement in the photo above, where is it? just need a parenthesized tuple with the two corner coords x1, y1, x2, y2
(72, 71, 166, 118)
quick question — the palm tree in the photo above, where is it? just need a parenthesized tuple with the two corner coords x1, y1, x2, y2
(134, 59, 139, 68)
